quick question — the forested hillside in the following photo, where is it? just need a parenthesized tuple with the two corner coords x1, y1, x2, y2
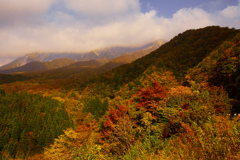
(1, 26, 240, 159)
(187, 32, 240, 99)
(92, 26, 238, 91)
(0, 91, 73, 159)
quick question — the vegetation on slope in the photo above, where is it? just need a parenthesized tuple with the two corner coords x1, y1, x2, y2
(43, 68, 239, 160)
(42, 26, 240, 160)
(187, 32, 240, 99)
(0, 26, 240, 160)
(93, 26, 239, 92)
(0, 91, 73, 159)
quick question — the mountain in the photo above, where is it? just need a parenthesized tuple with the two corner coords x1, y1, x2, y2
(186, 31, 240, 99)
(0, 61, 47, 74)
(33, 42, 163, 82)
(91, 26, 239, 92)
(99, 40, 164, 72)
(0, 58, 76, 74)
(1, 26, 240, 160)
(0, 41, 163, 87)
(42, 58, 75, 69)
(0, 41, 162, 75)
(0, 42, 160, 71)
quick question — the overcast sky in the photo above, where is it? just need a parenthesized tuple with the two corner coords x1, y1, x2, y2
(0, 0, 240, 66)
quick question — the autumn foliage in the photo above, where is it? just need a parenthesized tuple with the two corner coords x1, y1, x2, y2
(1, 26, 240, 160)
(136, 82, 167, 112)
(99, 105, 134, 156)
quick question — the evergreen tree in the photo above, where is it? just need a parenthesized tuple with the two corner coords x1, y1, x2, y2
(0, 90, 73, 157)
(102, 98, 109, 115)
(4, 139, 18, 158)
(18, 129, 28, 157)
(11, 121, 20, 141)
(0, 89, 5, 96)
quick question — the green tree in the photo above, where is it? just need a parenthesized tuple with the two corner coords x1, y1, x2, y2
(18, 129, 28, 157)
(83, 96, 108, 120)
(0, 89, 5, 96)
(11, 121, 20, 141)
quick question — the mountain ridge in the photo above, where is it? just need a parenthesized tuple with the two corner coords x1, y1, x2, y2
(0, 41, 163, 71)
(0, 41, 163, 74)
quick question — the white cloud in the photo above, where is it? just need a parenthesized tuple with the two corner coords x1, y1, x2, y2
(64, 0, 140, 16)
(0, 0, 239, 59)
(221, 3, 240, 19)
(157, 8, 215, 39)
(0, 0, 56, 25)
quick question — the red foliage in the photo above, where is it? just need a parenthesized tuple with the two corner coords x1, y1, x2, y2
(162, 118, 183, 138)
(181, 103, 190, 110)
(100, 105, 129, 139)
(136, 81, 167, 112)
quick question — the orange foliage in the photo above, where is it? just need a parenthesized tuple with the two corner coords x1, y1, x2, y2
(99, 105, 134, 155)
(136, 81, 167, 113)
(168, 86, 193, 98)
(101, 105, 129, 138)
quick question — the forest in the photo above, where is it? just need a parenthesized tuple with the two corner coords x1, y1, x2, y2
(0, 26, 240, 159)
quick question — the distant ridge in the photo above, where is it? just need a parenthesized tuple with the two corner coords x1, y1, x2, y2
(0, 61, 47, 74)
(0, 42, 160, 71)
(0, 41, 164, 74)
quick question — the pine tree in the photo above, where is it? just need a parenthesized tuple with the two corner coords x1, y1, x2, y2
(11, 121, 20, 141)
(38, 130, 46, 147)
(18, 129, 28, 157)
(103, 98, 109, 114)
(0, 89, 5, 96)
(4, 139, 18, 158)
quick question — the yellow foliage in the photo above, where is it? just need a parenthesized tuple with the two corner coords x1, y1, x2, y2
(52, 96, 65, 103)
(44, 121, 101, 160)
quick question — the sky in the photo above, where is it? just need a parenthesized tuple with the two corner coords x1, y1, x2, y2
(0, 0, 240, 66)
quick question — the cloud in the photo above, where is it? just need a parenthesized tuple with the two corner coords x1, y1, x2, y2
(0, 0, 239, 59)
(157, 8, 214, 39)
(0, 56, 15, 67)
(64, 0, 140, 16)
(0, 0, 56, 26)
(221, 2, 240, 19)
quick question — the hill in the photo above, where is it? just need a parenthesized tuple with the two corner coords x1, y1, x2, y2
(91, 26, 239, 93)
(41, 26, 240, 160)
(1, 26, 240, 160)
(186, 31, 240, 99)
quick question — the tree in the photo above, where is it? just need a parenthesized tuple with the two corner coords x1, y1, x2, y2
(11, 121, 20, 141)
(83, 96, 108, 120)
(18, 129, 28, 158)
(100, 105, 134, 156)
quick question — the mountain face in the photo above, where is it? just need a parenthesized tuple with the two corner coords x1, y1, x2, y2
(0, 61, 48, 74)
(99, 40, 164, 72)
(0, 41, 163, 74)
(0, 42, 160, 72)
(0, 58, 76, 74)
